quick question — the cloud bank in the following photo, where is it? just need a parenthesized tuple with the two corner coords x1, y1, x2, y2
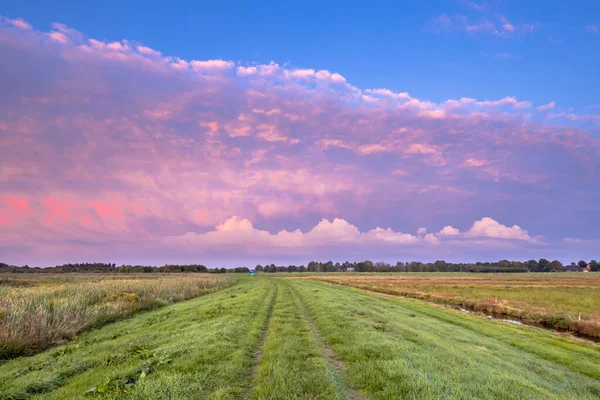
(0, 17, 598, 266)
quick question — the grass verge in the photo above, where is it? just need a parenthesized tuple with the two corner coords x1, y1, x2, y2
(0, 274, 234, 359)
(0, 277, 274, 399)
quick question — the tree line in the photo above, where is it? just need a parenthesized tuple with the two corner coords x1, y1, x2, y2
(255, 259, 600, 273)
(0, 262, 249, 274)
(1, 259, 598, 274)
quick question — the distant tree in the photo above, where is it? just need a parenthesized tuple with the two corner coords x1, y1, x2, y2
(551, 260, 565, 271)
(578, 260, 589, 269)
(255, 265, 264, 272)
(538, 258, 552, 272)
(525, 260, 538, 272)
(589, 260, 600, 272)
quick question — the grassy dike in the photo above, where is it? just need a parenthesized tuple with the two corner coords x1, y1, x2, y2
(250, 281, 351, 399)
(1, 276, 600, 399)
(0, 277, 276, 399)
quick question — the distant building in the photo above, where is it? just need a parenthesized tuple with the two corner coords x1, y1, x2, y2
(346, 267, 355, 272)
(565, 264, 587, 272)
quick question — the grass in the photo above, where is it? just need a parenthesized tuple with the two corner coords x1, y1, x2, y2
(287, 278, 600, 399)
(1, 275, 599, 399)
(0, 274, 234, 359)
(0, 277, 276, 399)
(298, 273, 600, 339)
(251, 281, 349, 400)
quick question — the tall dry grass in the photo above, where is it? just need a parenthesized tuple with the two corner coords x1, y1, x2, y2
(0, 274, 233, 359)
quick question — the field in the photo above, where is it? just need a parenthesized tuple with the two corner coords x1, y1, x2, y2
(1, 274, 600, 399)
(0, 274, 234, 359)
(301, 273, 600, 339)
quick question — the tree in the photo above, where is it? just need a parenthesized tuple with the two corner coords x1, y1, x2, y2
(578, 260, 589, 269)
(525, 260, 538, 272)
(255, 264, 264, 272)
(590, 260, 600, 272)
(538, 258, 552, 272)
(551, 260, 565, 271)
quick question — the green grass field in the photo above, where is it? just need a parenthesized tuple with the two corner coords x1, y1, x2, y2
(1, 275, 600, 399)
(302, 273, 600, 339)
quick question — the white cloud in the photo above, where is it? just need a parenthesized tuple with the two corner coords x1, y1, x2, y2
(166, 215, 539, 254)
(237, 66, 257, 76)
(365, 88, 411, 99)
(315, 70, 346, 83)
(467, 217, 531, 240)
(190, 59, 234, 71)
(366, 227, 418, 244)
(137, 45, 161, 57)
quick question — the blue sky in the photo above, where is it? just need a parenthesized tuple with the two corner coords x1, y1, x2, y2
(0, 1, 599, 266)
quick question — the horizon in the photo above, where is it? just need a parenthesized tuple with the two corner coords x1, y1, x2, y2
(1, 1, 599, 267)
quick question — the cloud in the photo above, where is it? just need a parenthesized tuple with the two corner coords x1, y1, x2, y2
(438, 226, 460, 236)
(537, 101, 556, 112)
(1, 16, 32, 30)
(467, 217, 531, 241)
(190, 59, 234, 71)
(428, 13, 536, 38)
(48, 31, 68, 44)
(0, 17, 598, 265)
(288, 68, 316, 79)
(166, 215, 539, 254)
(365, 88, 411, 99)
(585, 24, 599, 33)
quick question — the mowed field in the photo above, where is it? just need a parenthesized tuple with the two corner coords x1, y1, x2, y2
(301, 273, 600, 339)
(0, 274, 599, 399)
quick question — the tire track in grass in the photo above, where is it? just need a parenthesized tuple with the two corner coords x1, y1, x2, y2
(244, 279, 278, 399)
(249, 280, 347, 400)
(285, 280, 361, 400)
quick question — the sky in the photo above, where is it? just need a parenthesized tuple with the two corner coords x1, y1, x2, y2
(0, 1, 599, 267)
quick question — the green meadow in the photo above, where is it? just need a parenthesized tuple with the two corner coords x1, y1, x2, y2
(1, 275, 599, 399)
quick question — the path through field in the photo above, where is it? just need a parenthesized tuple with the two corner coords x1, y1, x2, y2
(1, 277, 599, 399)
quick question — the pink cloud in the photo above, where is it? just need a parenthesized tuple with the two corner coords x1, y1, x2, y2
(0, 18, 598, 265)
(537, 101, 556, 112)
(2, 17, 32, 30)
(190, 59, 234, 71)
(1, 195, 31, 214)
(48, 31, 68, 44)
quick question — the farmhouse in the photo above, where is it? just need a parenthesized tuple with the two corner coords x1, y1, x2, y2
(565, 264, 591, 272)
(346, 267, 355, 272)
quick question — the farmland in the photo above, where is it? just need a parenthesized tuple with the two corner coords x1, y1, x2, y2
(1, 274, 599, 399)
(300, 273, 600, 339)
